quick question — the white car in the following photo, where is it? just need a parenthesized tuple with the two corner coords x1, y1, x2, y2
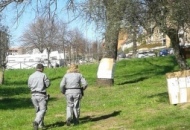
(136, 51, 156, 58)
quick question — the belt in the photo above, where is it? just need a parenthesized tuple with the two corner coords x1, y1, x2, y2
(31, 91, 46, 95)
(66, 88, 82, 89)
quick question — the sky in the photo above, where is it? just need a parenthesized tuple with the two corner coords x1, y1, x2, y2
(2, 0, 101, 47)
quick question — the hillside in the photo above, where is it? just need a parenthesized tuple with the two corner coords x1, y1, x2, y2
(1, 56, 190, 130)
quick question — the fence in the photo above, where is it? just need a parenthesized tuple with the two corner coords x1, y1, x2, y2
(6, 61, 43, 69)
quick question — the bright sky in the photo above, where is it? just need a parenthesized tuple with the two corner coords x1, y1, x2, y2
(2, 1, 101, 47)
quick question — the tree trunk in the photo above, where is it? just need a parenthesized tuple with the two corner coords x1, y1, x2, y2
(63, 42, 67, 66)
(96, 78, 114, 86)
(97, 0, 127, 86)
(97, 58, 115, 86)
(167, 28, 189, 70)
(132, 25, 137, 58)
(0, 68, 4, 85)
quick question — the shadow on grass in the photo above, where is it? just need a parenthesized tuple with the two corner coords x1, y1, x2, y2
(0, 87, 30, 97)
(0, 97, 33, 109)
(44, 111, 121, 129)
(116, 57, 178, 85)
(118, 76, 149, 85)
(3, 81, 28, 85)
(49, 76, 63, 81)
(80, 110, 121, 123)
(45, 121, 65, 129)
(4, 76, 62, 86)
(145, 56, 178, 75)
(0, 97, 57, 110)
(147, 92, 169, 103)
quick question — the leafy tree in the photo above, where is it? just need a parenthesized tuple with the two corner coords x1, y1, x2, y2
(136, 0, 190, 69)
(0, 0, 131, 86)
(71, 0, 129, 86)
(4, 0, 190, 86)
(115, 0, 190, 69)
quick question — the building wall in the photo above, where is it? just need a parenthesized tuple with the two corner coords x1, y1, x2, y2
(117, 30, 128, 50)
(146, 27, 171, 47)
(9, 47, 23, 55)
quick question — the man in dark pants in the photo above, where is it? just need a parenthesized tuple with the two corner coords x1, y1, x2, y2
(28, 64, 50, 130)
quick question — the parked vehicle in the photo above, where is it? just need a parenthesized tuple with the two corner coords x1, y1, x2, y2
(168, 48, 174, 55)
(136, 51, 156, 58)
(118, 53, 126, 58)
(125, 52, 133, 58)
(159, 49, 169, 56)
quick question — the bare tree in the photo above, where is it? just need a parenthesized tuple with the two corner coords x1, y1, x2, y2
(91, 41, 99, 60)
(56, 20, 69, 66)
(66, 28, 88, 64)
(20, 17, 59, 67)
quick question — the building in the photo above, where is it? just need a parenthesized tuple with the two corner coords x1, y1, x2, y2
(118, 26, 172, 52)
(8, 47, 23, 55)
(6, 49, 65, 69)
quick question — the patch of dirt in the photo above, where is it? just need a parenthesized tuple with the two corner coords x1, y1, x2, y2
(91, 117, 127, 130)
(55, 114, 64, 117)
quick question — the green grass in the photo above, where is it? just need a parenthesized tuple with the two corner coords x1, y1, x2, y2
(1, 56, 190, 130)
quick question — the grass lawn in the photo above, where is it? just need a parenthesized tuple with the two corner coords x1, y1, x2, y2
(1, 56, 190, 130)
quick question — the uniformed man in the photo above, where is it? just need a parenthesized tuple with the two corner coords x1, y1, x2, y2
(28, 63, 50, 130)
(60, 64, 88, 126)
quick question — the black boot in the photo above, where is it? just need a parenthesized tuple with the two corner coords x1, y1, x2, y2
(73, 114, 79, 125)
(33, 121, 38, 130)
(66, 118, 71, 126)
